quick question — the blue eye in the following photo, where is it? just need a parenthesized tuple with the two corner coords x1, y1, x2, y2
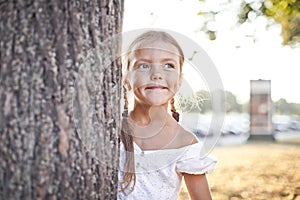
(164, 63, 175, 69)
(137, 63, 150, 70)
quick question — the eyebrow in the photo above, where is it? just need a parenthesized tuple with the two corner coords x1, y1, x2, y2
(134, 58, 178, 63)
(161, 58, 178, 63)
(134, 58, 152, 63)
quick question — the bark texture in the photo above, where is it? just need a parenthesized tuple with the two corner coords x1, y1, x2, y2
(0, 0, 123, 199)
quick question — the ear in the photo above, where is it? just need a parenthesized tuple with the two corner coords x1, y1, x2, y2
(123, 79, 132, 91)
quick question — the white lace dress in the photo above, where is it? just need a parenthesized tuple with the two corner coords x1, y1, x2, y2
(117, 141, 217, 200)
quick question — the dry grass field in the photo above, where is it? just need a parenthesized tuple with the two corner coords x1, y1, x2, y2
(179, 141, 300, 200)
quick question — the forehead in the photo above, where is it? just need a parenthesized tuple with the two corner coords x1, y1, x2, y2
(130, 41, 181, 61)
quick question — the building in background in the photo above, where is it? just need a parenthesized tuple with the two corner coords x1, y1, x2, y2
(249, 80, 273, 140)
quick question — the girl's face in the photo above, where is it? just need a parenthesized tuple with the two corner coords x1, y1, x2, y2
(126, 41, 182, 107)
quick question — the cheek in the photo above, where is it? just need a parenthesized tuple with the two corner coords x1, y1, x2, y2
(129, 72, 148, 89)
(168, 74, 181, 92)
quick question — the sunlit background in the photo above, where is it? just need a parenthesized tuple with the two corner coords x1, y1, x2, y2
(123, 0, 300, 104)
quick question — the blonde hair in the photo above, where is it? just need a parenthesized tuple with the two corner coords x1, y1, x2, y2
(122, 30, 184, 75)
(120, 30, 184, 193)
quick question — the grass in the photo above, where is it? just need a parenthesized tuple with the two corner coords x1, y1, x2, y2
(179, 141, 300, 200)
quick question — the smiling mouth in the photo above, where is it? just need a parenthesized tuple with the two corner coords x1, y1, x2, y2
(145, 86, 168, 90)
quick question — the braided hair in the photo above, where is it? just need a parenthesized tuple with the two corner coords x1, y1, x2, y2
(170, 97, 180, 122)
(119, 86, 136, 192)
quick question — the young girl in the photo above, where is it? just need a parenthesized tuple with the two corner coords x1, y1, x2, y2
(118, 30, 216, 200)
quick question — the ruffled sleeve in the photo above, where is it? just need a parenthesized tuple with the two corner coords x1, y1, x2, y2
(176, 142, 217, 174)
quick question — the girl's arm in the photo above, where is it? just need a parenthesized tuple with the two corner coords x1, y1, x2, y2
(183, 173, 212, 200)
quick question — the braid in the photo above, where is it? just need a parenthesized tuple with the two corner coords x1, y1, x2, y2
(119, 86, 136, 193)
(170, 97, 180, 122)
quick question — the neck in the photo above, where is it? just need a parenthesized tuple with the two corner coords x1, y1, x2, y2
(130, 103, 168, 126)
(129, 103, 170, 140)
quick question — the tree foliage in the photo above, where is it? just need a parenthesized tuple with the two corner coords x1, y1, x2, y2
(238, 0, 300, 45)
(225, 91, 243, 113)
(199, 0, 300, 46)
(274, 98, 300, 115)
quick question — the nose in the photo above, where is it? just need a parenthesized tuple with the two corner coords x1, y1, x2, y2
(151, 72, 162, 80)
(150, 66, 163, 80)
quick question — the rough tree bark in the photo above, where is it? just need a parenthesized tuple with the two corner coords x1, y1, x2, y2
(0, 0, 123, 199)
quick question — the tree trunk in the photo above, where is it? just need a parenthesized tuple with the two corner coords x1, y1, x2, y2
(0, 0, 123, 199)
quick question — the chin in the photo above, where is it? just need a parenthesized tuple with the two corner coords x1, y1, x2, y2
(148, 100, 169, 107)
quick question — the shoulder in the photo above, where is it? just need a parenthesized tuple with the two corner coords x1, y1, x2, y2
(165, 114, 198, 149)
(175, 125, 199, 148)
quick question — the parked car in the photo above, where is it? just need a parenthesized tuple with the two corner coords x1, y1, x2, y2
(288, 120, 300, 131)
(273, 115, 300, 132)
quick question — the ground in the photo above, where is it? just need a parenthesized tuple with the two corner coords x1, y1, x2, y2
(179, 141, 300, 200)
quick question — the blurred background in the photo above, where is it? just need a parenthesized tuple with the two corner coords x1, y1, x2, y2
(123, 0, 300, 141)
(123, 0, 300, 199)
